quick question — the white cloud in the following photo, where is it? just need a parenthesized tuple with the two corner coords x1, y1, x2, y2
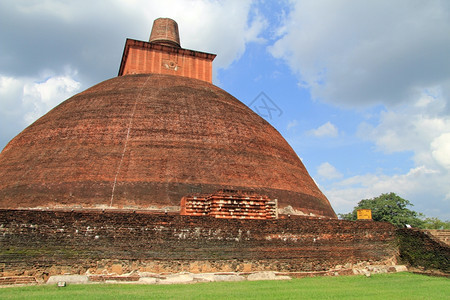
(22, 71, 81, 124)
(2, 0, 264, 78)
(322, 90, 450, 219)
(323, 165, 449, 219)
(357, 91, 450, 171)
(287, 119, 298, 130)
(0, 76, 23, 114)
(0, 70, 81, 149)
(270, 1, 450, 219)
(152, 0, 266, 72)
(317, 162, 343, 180)
(0, 0, 264, 149)
(308, 121, 338, 137)
(431, 133, 450, 169)
(269, 0, 450, 108)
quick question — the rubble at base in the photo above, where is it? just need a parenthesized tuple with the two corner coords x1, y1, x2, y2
(0, 264, 410, 286)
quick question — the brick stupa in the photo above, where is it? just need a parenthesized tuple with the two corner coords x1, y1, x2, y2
(0, 18, 336, 218)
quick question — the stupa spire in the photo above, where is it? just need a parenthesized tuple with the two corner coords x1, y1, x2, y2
(149, 18, 181, 48)
(118, 17, 216, 83)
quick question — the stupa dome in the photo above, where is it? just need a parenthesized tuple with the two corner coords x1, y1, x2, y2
(0, 18, 336, 218)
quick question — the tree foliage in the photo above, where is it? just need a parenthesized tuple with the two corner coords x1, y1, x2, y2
(339, 192, 424, 228)
(421, 217, 450, 230)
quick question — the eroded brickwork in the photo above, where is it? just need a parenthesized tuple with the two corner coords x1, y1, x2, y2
(0, 74, 336, 218)
(118, 40, 215, 82)
(118, 18, 215, 82)
(181, 189, 277, 219)
(0, 209, 397, 279)
(425, 229, 450, 246)
(149, 18, 181, 48)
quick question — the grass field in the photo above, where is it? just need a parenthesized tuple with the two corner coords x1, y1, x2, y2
(0, 273, 448, 299)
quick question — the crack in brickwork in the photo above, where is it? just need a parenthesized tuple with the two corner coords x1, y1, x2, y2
(110, 76, 151, 207)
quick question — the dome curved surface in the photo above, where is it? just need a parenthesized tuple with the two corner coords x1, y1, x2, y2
(0, 74, 336, 218)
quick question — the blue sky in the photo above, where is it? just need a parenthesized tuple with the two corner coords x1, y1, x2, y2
(1, 0, 449, 220)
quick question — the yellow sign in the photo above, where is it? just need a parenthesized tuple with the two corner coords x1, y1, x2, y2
(357, 209, 372, 220)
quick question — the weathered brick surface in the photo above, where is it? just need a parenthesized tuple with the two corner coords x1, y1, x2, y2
(118, 41, 215, 83)
(149, 18, 181, 48)
(0, 74, 335, 218)
(425, 229, 450, 246)
(181, 189, 277, 219)
(0, 209, 397, 278)
(119, 18, 215, 83)
(0, 276, 37, 285)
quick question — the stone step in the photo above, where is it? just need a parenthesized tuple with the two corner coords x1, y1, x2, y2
(0, 276, 37, 285)
(88, 275, 140, 282)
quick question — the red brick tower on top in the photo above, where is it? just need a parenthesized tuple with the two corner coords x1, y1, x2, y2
(149, 18, 181, 47)
(118, 18, 216, 83)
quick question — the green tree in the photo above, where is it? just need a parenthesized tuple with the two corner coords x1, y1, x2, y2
(422, 217, 450, 230)
(339, 192, 424, 228)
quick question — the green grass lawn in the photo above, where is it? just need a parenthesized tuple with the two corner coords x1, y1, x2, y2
(0, 273, 448, 300)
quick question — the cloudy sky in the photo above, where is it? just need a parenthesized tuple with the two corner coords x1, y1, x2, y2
(1, 0, 449, 220)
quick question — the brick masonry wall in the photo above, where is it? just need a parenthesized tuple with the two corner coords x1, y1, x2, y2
(120, 41, 214, 83)
(0, 209, 397, 279)
(424, 229, 450, 246)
